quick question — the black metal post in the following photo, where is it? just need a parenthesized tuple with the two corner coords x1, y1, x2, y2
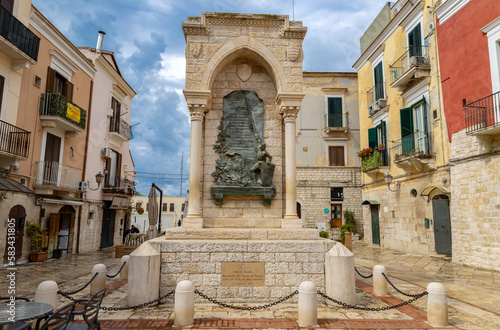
(152, 183, 163, 234)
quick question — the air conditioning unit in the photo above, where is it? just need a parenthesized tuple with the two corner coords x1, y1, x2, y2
(79, 181, 89, 192)
(101, 147, 111, 158)
(410, 56, 427, 67)
(106, 108, 114, 117)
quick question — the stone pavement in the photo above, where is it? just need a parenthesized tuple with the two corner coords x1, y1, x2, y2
(1, 241, 499, 329)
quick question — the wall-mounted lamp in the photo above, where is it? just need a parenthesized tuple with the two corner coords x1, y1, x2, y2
(88, 172, 105, 191)
(384, 173, 400, 192)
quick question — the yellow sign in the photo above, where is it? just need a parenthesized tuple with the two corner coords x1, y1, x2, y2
(221, 263, 265, 287)
(67, 103, 80, 123)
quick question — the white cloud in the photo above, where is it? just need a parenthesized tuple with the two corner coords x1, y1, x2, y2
(159, 53, 186, 82)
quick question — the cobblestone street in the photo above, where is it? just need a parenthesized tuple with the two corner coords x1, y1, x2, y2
(1, 240, 499, 329)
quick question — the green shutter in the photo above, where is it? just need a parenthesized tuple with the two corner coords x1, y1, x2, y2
(328, 97, 342, 127)
(400, 107, 414, 154)
(380, 120, 387, 146)
(408, 24, 422, 56)
(368, 128, 377, 149)
(374, 62, 384, 101)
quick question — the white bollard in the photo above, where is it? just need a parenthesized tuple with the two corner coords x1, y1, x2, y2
(298, 281, 318, 327)
(174, 280, 195, 327)
(373, 265, 388, 296)
(427, 282, 448, 326)
(90, 264, 107, 296)
(35, 281, 59, 310)
(120, 255, 130, 281)
(128, 242, 160, 306)
(325, 243, 356, 306)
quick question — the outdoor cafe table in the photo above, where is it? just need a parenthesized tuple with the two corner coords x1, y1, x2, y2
(0, 301, 53, 329)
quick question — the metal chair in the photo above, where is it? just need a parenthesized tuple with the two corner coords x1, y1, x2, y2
(67, 288, 106, 330)
(37, 302, 75, 330)
(0, 297, 32, 330)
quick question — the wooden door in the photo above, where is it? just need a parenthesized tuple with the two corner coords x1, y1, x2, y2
(67, 213, 76, 254)
(43, 133, 61, 185)
(433, 198, 452, 254)
(100, 207, 116, 248)
(371, 205, 380, 245)
(47, 213, 59, 259)
(3, 205, 26, 264)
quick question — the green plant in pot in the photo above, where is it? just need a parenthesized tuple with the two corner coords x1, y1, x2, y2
(340, 211, 357, 245)
(26, 222, 48, 262)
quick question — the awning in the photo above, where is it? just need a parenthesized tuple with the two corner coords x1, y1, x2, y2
(0, 177, 34, 194)
(40, 198, 83, 206)
(420, 186, 450, 197)
(362, 200, 380, 205)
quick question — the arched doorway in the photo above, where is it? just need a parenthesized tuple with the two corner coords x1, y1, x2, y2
(432, 195, 451, 255)
(47, 205, 76, 258)
(3, 205, 26, 264)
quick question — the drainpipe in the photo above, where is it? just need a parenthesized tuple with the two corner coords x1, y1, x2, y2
(152, 183, 163, 233)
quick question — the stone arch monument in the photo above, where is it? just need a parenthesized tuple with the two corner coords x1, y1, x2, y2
(182, 13, 307, 229)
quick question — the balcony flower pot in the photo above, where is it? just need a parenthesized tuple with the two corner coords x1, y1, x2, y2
(29, 251, 48, 262)
(377, 147, 386, 151)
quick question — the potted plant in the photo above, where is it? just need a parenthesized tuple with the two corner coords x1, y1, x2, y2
(340, 211, 357, 245)
(377, 144, 386, 151)
(26, 222, 48, 262)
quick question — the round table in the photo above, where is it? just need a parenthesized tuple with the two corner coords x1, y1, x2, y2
(0, 301, 53, 329)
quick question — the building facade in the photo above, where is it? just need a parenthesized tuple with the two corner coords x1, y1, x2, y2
(130, 195, 186, 233)
(435, 0, 500, 270)
(353, 0, 451, 256)
(297, 72, 362, 238)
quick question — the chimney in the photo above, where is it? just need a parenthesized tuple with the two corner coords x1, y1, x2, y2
(96, 31, 106, 53)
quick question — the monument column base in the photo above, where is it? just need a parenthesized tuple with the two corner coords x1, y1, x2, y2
(281, 217, 302, 229)
(183, 216, 204, 229)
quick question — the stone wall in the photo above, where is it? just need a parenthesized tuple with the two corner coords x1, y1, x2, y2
(78, 202, 103, 253)
(450, 130, 500, 271)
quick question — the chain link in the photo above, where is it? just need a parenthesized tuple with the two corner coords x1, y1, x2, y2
(194, 289, 298, 311)
(355, 267, 373, 278)
(106, 262, 127, 278)
(382, 273, 425, 298)
(100, 290, 175, 311)
(317, 290, 427, 311)
(58, 272, 98, 296)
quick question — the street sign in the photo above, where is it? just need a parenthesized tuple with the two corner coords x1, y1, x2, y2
(324, 208, 329, 214)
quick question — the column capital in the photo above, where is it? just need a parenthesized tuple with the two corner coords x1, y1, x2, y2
(188, 104, 207, 121)
(281, 106, 300, 123)
(184, 90, 211, 122)
(276, 93, 304, 123)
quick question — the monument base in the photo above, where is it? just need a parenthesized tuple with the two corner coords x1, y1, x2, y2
(159, 228, 335, 302)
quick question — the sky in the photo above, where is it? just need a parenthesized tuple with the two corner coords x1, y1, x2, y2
(31, 0, 389, 196)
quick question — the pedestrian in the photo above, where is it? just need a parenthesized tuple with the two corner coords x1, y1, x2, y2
(177, 219, 182, 227)
(130, 225, 139, 233)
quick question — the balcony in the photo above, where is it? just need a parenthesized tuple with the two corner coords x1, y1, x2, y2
(389, 46, 430, 91)
(361, 149, 389, 181)
(391, 131, 435, 173)
(108, 117, 133, 149)
(33, 161, 81, 194)
(0, 120, 30, 161)
(324, 113, 349, 134)
(367, 84, 387, 117)
(0, 5, 40, 66)
(39, 93, 87, 134)
(102, 176, 135, 197)
(465, 91, 500, 151)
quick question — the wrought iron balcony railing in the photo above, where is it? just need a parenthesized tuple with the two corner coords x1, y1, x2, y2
(103, 176, 135, 195)
(389, 46, 430, 85)
(110, 117, 132, 140)
(34, 161, 81, 190)
(361, 149, 389, 172)
(325, 113, 349, 128)
(391, 131, 433, 161)
(0, 5, 40, 61)
(367, 83, 386, 107)
(0, 120, 30, 158)
(40, 93, 87, 130)
(465, 91, 500, 134)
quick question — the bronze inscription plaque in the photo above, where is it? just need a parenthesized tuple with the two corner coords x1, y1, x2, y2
(221, 262, 265, 287)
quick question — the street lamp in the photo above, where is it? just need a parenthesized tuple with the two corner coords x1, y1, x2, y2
(88, 172, 105, 191)
(384, 173, 400, 192)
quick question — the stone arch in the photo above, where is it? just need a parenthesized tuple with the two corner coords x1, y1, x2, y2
(201, 35, 287, 93)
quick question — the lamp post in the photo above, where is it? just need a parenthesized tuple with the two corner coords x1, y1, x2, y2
(88, 172, 105, 191)
(384, 173, 400, 192)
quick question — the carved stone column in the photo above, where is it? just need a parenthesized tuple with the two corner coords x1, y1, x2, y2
(277, 93, 305, 229)
(183, 90, 211, 229)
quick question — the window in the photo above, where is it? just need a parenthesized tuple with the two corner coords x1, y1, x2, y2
(105, 150, 122, 187)
(331, 188, 344, 201)
(46, 67, 73, 101)
(0, 0, 14, 14)
(331, 204, 342, 228)
(327, 97, 343, 127)
(368, 121, 388, 165)
(163, 203, 167, 212)
(400, 97, 430, 154)
(328, 146, 345, 166)
(170, 203, 174, 212)
(374, 61, 385, 101)
(0, 75, 4, 117)
(181, 203, 185, 212)
(110, 97, 121, 133)
(408, 23, 422, 57)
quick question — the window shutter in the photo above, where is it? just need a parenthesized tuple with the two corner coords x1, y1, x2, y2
(368, 127, 377, 149)
(65, 81, 74, 101)
(0, 75, 4, 116)
(1, 0, 14, 14)
(46, 67, 56, 93)
(337, 147, 344, 166)
(328, 97, 343, 127)
(400, 107, 414, 153)
(381, 120, 387, 145)
(374, 62, 384, 101)
(408, 24, 422, 56)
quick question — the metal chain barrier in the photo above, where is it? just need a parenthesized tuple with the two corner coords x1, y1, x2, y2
(355, 267, 373, 278)
(317, 290, 427, 311)
(100, 290, 175, 311)
(382, 273, 424, 298)
(106, 262, 127, 278)
(58, 272, 98, 297)
(194, 289, 299, 311)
